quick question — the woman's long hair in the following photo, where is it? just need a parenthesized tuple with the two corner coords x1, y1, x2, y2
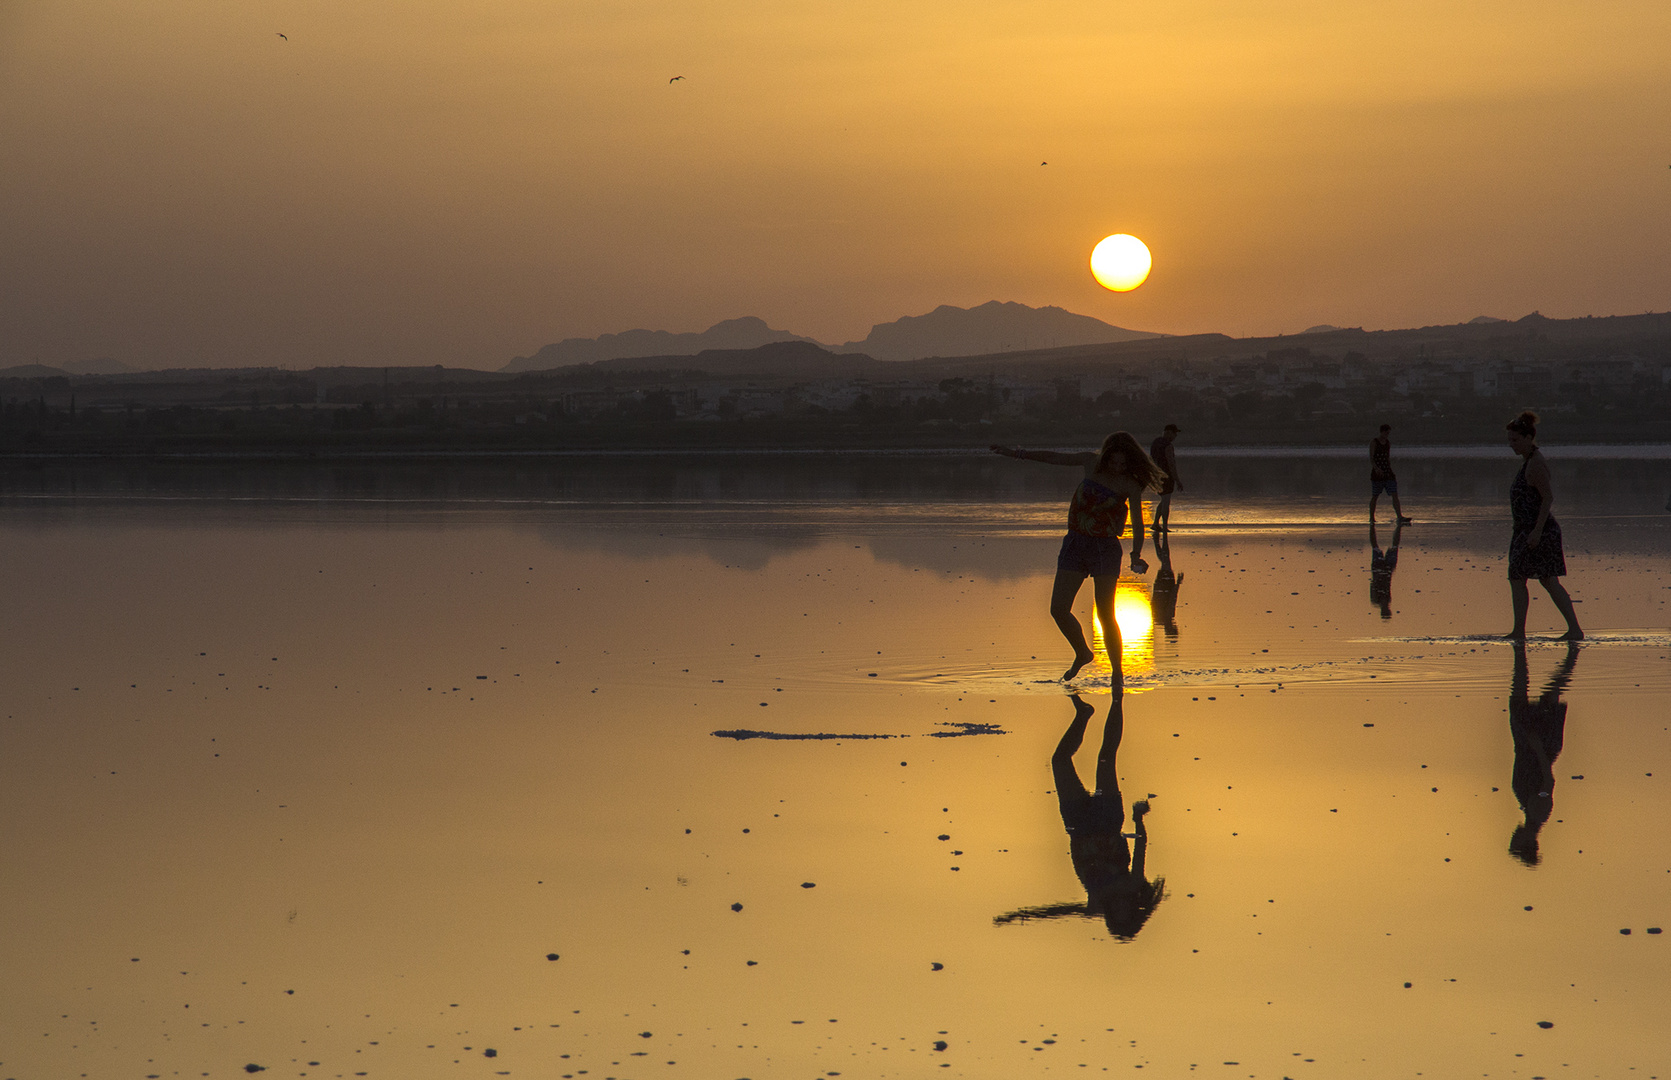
(1097, 431, 1167, 491)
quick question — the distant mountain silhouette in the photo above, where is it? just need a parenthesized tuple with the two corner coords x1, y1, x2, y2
(1300, 324, 1347, 334)
(574, 339, 882, 378)
(0, 364, 71, 378)
(503, 316, 818, 372)
(1469, 315, 1507, 325)
(60, 357, 136, 375)
(837, 301, 1160, 361)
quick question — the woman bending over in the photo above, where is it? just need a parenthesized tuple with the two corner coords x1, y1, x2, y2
(992, 432, 1167, 683)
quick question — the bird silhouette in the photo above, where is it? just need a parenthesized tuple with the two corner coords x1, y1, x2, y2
(1041, 161, 1048, 165)
(277, 32, 287, 40)
(669, 75, 685, 82)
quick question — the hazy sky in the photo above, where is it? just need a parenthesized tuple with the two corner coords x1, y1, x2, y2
(2, 0, 1669, 369)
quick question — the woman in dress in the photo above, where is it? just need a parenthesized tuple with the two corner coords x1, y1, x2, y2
(992, 432, 1166, 682)
(1505, 411, 1582, 640)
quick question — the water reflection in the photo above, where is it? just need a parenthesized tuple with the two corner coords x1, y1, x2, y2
(1150, 532, 1182, 639)
(1369, 520, 1402, 619)
(994, 692, 1166, 941)
(1090, 580, 1156, 676)
(1507, 643, 1579, 867)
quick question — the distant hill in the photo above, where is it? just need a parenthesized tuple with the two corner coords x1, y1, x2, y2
(836, 300, 1160, 361)
(61, 357, 136, 375)
(0, 364, 71, 379)
(563, 340, 883, 378)
(1469, 315, 1507, 325)
(503, 316, 818, 372)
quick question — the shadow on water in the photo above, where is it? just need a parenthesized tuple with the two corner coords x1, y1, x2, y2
(1508, 642, 1579, 867)
(1150, 532, 1182, 640)
(1369, 519, 1402, 620)
(994, 692, 1166, 941)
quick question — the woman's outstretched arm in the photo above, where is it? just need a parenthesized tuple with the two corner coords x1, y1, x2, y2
(991, 445, 1096, 467)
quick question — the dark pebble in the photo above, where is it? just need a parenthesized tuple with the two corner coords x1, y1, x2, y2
(801, 882, 816, 889)
(484, 1048, 497, 1058)
(639, 1031, 653, 1038)
(933, 1040, 948, 1051)
(731, 902, 744, 912)
(546, 953, 560, 961)
(1620, 928, 1632, 935)
(244, 1067, 266, 1074)
(1648, 928, 1663, 934)
(1403, 983, 1411, 988)
(1537, 1021, 1554, 1029)
(938, 834, 950, 841)
(931, 962, 943, 971)
(746, 960, 758, 966)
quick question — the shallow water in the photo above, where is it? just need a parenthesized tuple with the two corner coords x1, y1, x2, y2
(2, 453, 1670, 1079)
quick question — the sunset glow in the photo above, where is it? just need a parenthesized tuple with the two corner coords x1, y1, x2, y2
(1090, 234, 1153, 293)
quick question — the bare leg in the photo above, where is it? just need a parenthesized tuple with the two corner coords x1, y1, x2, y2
(1393, 491, 1410, 523)
(1092, 689, 1126, 795)
(1155, 494, 1171, 531)
(1093, 572, 1121, 688)
(1050, 567, 1095, 680)
(1369, 493, 1380, 522)
(1541, 576, 1583, 640)
(1506, 578, 1530, 639)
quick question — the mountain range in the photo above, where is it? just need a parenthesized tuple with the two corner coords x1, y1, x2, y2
(501, 301, 1160, 372)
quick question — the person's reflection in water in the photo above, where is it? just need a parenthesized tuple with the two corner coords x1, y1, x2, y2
(1507, 642, 1579, 867)
(1150, 532, 1183, 640)
(993, 692, 1164, 940)
(1369, 519, 1402, 620)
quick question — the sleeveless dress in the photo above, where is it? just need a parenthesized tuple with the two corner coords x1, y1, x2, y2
(1058, 477, 1128, 577)
(1508, 458, 1566, 580)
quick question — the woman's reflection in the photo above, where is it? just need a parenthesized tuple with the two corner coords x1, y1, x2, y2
(1150, 533, 1182, 639)
(994, 692, 1165, 940)
(1507, 642, 1579, 867)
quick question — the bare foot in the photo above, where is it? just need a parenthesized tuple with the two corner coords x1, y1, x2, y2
(1558, 629, 1584, 641)
(1070, 693, 1094, 721)
(1063, 651, 1096, 681)
(1397, 516, 1413, 525)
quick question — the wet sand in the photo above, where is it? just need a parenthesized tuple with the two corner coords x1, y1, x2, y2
(2, 453, 1669, 1078)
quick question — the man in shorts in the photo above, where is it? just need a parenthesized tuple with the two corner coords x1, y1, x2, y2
(1370, 423, 1412, 525)
(1148, 424, 1182, 532)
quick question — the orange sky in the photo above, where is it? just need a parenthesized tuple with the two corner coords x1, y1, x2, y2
(2, 0, 1668, 369)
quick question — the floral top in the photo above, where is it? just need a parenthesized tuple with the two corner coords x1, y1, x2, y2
(1068, 477, 1128, 537)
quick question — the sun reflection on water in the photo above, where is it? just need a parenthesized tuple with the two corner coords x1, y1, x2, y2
(1090, 578, 1155, 676)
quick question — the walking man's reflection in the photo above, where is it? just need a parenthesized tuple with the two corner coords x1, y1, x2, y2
(1508, 642, 1579, 867)
(994, 692, 1165, 940)
(1151, 532, 1183, 640)
(1370, 519, 1402, 619)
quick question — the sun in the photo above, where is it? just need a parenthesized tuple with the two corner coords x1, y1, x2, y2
(1090, 234, 1152, 292)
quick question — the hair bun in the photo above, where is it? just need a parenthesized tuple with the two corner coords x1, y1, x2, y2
(1518, 410, 1539, 426)
(1505, 410, 1539, 437)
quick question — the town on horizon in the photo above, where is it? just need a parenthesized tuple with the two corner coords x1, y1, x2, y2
(5, 307, 1669, 453)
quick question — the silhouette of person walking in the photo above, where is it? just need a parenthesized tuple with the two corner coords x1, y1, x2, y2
(1369, 423, 1412, 525)
(1369, 518, 1402, 620)
(993, 691, 1165, 941)
(1507, 642, 1578, 867)
(1504, 411, 1582, 640)
(1149, 424, 1183, 532)
(992, 433, 1166, 684)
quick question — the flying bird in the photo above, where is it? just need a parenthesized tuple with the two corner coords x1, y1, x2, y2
(669, 75, 685, 82)
(277, 32, 287, 40)
(1040, 161, 1047, 165)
